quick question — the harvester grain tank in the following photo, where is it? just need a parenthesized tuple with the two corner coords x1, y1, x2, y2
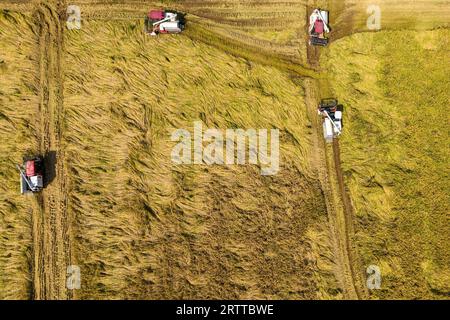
(17, 156, 44, 194)
(318, 99, 343, 142)
(309, 9, 330, 46)
(323, 118, 334, 143)
(146, 10, 184, 35)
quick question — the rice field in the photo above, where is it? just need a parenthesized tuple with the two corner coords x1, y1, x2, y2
(178, 0, 309, 63)
(0, 11, 35, 300)
(323, 29, 450, 299)
(63, 19, 339, 299)
(0, 9, 341, 299)
(0, 0, 448, 300)
(328, 0, 450, 40)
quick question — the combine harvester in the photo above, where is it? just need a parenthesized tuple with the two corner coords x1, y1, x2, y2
(318, 99, 343, 143)
(146, 10, 185, 36)
(17, 156, 44, 194)
(309, 8, 330, 46)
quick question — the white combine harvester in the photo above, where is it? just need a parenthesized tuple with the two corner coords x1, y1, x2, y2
(146, 10, 184, 35)
(318, 99, 343, 143)
(309, 8, 330, 46)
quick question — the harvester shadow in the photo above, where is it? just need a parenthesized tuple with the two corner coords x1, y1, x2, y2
(176, 12, 186, 27)
(338, 104, 344, 129)
(44, 150, 56, 188)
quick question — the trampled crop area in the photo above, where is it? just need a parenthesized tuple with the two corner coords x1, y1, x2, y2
(0, 0, 448, 300)
(0, 8, 339, 299)
(63, 20, 337, 299)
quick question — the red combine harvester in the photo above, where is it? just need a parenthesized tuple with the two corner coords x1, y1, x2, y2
(146, 10, 185, 35)
(309, 9, 330, 46)
(17, 156, 44, 194)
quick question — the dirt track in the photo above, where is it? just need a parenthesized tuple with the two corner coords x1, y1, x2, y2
(303, 76, 366, 299)
(332, 140, 367, 298)
(304, 0, 368, 299)
(32, 1, 72, 300)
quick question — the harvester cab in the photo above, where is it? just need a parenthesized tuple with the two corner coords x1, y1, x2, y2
(318, 99, 343, 143)
(146, 10, 185, 35)
(17, 156, 44, 194)
(309, 9, 330, 46)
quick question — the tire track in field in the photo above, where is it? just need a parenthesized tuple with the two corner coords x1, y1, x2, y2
(32, 0, 72, 300)
(304, 1, 368, 299)
(304, 76, 364, 299)
(331, 139, 368, 299)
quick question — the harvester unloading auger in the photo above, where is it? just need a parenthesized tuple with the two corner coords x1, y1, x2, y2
(309, 9, 330, 46)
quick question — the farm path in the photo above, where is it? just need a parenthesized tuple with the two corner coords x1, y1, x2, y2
(32, 0, 72, 300)
(303, 0, 369, 300)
